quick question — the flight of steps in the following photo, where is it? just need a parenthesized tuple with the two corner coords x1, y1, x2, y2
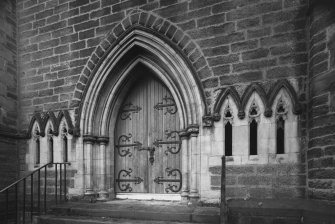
(35, 200, 220, 224)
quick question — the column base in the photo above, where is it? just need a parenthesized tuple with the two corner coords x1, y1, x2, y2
(84, 188, 97, 202)
(97, 190, 109, 202)
(84, 188, 95, 195)
(181, 190, 189, 202)
(188, 190, 200, 205)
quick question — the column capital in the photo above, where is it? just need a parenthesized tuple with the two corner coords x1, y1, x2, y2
(187, 124, 199, 137)
(202, 113, 221, 128)
(97, 136, 109, 145)
(83, 134, 96, 144)
(179, 129, 189, 140)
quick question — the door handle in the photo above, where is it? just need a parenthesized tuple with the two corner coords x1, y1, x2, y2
(138, 147, 155, 165)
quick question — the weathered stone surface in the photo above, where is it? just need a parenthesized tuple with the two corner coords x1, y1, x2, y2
(10, 0, 335, 203)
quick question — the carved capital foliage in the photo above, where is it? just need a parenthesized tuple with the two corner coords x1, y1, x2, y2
(97, 136, 109, 145)
(187, 124, 199, 136)
(202, 113, 221, 128)
(264, 108, 273, 117)
(179, 129, 189, 140)
(238, 110, 245, 119)
(212, 113, 221, 122)
(202, 115, 214, 128)
(83, 134, 97, 144)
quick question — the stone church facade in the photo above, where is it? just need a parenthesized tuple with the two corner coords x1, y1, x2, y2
(0, 0, 335, 205)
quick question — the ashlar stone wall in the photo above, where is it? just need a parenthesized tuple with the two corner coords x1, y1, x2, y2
(307, 0, 335, 201)
(16, 0, 311, 201)
(17, 0, 308, 126)
(0, 0, 19, 190)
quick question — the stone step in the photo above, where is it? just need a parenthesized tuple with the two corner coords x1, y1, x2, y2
(37, 215, 210, 224)
(44, 201, 220, 224)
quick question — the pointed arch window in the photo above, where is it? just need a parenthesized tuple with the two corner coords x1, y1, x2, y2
(249, 101, 260, 156)
(223, 105, 233, 156)
(33, 128, 40, 166)
(47, 128, 54, 163)
(276, 98, 288, 154)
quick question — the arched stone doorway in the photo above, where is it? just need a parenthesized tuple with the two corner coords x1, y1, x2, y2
(78, 28, 205, 201)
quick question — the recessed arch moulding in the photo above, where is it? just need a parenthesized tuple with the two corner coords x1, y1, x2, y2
(74, 26, 207, 201)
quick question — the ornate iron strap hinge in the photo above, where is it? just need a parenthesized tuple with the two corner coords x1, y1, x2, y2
(153, 130, 181, 155)
(115, 133, 142, 157)
(154, 96, 177, 115)
(138, 147, 155, 165)
(120, 103, 142, 120)
(154, 168, 182, 193)
(115, 168, 143, 192)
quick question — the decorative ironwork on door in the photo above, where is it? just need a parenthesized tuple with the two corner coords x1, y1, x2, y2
(115, 73, 181, 194)
(120, 103, 142, 120)
(154, 95, 177, 114)
(116, 168, 143, 192)
(138, 147, 155, 165)
(153, 130, 181, 155)
(154, 168, 182, 193)
(115, 133, 142, 157)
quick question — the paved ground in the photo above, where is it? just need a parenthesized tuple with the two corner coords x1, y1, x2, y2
(39, 199, 219, 224)
(42, 215, 198, 223)
(53, 199, 219, 216)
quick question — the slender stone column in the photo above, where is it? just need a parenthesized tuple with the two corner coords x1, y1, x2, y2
(83, 135, 96, 196)
(179, 130, 189, 201)
(188, 124, 200, 202)
(97, 136, 109, 201)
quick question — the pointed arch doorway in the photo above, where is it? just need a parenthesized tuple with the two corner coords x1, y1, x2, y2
(114, 67, 182, 195)
(79, 27, 207, 202)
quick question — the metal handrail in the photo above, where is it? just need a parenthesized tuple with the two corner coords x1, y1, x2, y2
(0, 162, 71, 224)
(0, 163, 69, 193)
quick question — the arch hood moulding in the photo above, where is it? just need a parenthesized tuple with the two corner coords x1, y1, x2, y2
(78, 26, 207, 136)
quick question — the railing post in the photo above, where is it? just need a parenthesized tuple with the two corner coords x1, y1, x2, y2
(15, 185, 17, 224)
(0, 162, 70, 224)
(64, 164, 67, 201)
(220, 155, 227, 224)
(55, 164, 58, 204)
(38, 169, 40, 215)
(60, 164, 62, 202)
(44, 166, 47, 213)
(6, 189, 8, 223)
(31, 174, 33, 223)
(23, 179, 26, 224)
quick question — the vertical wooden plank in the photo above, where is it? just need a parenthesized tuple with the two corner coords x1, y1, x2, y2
(162, 84, 169, 194)
(150, 77, 155, 193)
(114, 72, 181, 195)
(157, 77, 164, 194)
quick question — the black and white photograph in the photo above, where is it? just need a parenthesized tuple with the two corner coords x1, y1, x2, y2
(0, 0, 334, 223)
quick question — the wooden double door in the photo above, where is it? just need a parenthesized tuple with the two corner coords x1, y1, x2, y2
(115, 74, 182, 194)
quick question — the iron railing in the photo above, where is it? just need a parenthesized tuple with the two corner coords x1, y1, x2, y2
(220, 155, 227, 224)
(0, 162, 71, 224)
